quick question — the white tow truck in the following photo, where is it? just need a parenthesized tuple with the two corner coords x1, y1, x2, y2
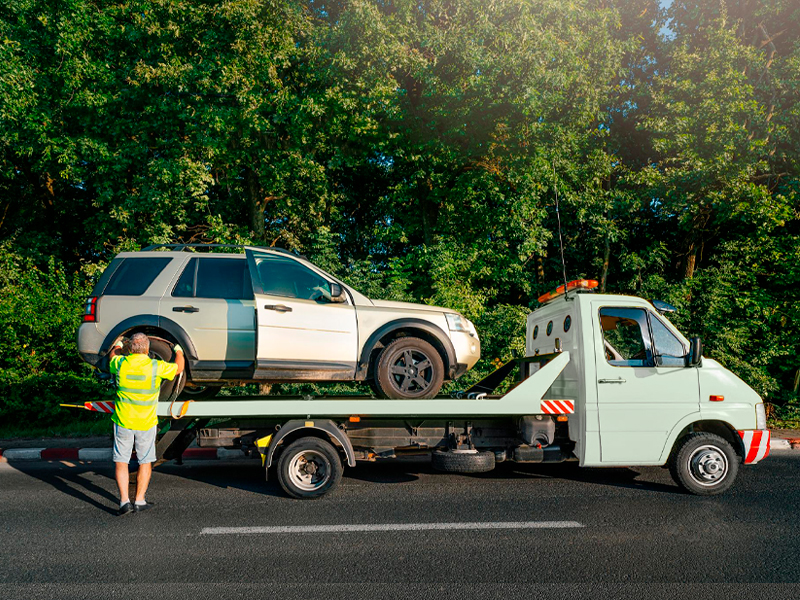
(148, 279, 770, 498)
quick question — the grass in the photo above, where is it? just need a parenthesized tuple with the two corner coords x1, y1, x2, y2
(0, 418, 111, 441)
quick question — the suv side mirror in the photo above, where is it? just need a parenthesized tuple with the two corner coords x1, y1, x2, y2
(688, 337, 703, 367)
(329, 283, 347, 303)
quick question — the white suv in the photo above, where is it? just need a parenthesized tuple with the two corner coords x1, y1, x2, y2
(77, 245, 481, 399)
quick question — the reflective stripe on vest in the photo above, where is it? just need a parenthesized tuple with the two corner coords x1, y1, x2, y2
(116, 358, 160, 402)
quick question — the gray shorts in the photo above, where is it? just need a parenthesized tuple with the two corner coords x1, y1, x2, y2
(113, 424, 157, 465)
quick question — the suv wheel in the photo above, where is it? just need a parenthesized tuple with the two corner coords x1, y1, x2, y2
(374, 337, 444, 399)
(148, 338, 186, 401)
(179, 385, 221, 400)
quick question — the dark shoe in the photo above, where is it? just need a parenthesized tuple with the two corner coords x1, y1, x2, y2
(118, 502, 134, 516)
(133, 502, 154, 513)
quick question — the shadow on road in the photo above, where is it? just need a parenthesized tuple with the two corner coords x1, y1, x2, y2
(10, 463, 120, 515)
(344, 457, 684, 495)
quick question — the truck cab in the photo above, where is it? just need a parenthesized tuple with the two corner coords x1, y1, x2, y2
(527, 280, 769, 486)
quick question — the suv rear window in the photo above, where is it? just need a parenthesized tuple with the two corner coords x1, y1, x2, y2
(102, 257, 172, 296)
(173, 257, 253, 300)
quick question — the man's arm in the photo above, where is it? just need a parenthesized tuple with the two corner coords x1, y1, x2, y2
(174, 345, 186, 375)
(109, 340, 124, 358)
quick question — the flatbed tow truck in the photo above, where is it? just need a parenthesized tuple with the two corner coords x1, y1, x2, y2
(127, 280, 770, 498)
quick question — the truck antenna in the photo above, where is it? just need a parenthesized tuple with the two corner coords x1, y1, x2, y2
(553, 160, 569, 302)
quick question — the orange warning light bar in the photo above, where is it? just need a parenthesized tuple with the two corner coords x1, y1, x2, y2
(538, 279, 599, 304)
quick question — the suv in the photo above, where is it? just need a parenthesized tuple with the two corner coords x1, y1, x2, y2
(77, 245, 480, 399)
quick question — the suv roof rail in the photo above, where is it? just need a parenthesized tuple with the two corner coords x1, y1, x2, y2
(140, 243, 307, 259)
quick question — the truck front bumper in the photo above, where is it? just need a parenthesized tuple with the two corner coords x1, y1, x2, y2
(738, 429, 770, 464)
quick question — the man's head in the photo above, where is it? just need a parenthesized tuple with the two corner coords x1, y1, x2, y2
(129, 333, 150, 355)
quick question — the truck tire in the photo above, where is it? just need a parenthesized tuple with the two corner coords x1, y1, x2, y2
(374, 337, 445, 399)
(148, 338, 186, 401)
(431, 449, 496, 474)
(668, 432, 739, 496)
(276, 437, 343, 499)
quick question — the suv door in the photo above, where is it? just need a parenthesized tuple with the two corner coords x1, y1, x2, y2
(245, 249, 358, 380)
(160, 256, 256, 378)
(592, 303, 700, 463)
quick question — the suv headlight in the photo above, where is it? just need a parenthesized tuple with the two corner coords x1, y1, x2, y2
(756, 403, 767, 430)
(446, 313, 477, 337)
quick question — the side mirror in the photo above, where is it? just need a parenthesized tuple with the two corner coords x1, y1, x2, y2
(329, 283, 347, 303)
(688, 337, 703, 367)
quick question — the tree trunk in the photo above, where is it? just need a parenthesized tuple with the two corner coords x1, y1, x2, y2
(600, 233, 610, 293)
(684, 246, 697, 279)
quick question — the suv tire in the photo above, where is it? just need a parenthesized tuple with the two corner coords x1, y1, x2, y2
(179, 385, 221, 400)
(374, 337, 444, 399)
(148, 338, 186, 401)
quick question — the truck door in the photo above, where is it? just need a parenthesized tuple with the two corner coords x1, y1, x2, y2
(245, 249, 358, 380)
(592, 304, 700, 463)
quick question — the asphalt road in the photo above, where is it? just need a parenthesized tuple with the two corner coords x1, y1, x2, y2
(1, 451, 799, 599)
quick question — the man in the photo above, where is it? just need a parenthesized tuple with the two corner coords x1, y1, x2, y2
(108, 333, 184, 516)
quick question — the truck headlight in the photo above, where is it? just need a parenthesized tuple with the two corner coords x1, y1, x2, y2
(756, 403, 767, 430)
(446, 313, 477, 338)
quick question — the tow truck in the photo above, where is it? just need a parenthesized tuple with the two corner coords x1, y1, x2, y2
(90, 280, 771, 498)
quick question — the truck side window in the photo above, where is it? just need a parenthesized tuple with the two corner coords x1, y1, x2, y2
(254, 254, 333, 302)
(599, 308, 654, 367)
(650, 316, 686, 367)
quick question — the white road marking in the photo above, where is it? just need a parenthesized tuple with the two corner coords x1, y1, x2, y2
(201, 521, 584, 535)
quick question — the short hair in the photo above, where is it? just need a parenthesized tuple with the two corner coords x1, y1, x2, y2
(129, 333, 150, 355)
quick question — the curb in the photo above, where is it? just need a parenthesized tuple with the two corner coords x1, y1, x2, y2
(0, 447, 254, 463)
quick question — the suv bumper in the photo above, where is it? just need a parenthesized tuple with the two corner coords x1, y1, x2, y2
(450, 331, 480, 378)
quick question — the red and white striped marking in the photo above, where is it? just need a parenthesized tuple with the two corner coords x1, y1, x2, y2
(540, 399, 575, 415)
(738, 430, 770, 464)
(86, 401, 115, 413)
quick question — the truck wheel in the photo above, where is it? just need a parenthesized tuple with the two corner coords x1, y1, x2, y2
(148, 338, 186, 401)
(669, 432, 739, 496)
(374, 337, 444, 399)
(276, 437, 343, 499)
(179, 384, 221, 400)
(431, 449, 496, 474)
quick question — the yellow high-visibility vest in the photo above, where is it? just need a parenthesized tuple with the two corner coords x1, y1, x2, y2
(110, 354, 178, 430)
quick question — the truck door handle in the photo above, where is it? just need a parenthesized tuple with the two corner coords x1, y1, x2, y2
(264, 304, 292, 313)
(598, 378, 626, 384)
(173, 306, 200, 313)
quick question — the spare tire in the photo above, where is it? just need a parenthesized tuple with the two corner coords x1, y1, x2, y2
(431, 449, 496, 474)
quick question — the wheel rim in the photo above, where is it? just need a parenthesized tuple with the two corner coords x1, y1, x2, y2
(687, 444, 728, 486)
(288, 450, 331, 492)
(389, 349, 434, 395)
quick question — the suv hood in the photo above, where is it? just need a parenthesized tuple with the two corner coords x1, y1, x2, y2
(369, 299, 449, 313)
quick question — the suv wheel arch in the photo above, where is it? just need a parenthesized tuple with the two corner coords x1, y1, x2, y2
(356, 319, 455, 381)
(100, 315, 198, 360)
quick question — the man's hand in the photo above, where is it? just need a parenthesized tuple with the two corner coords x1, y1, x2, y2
(173, 344, 185, 374)
(110, 339, 125, 358)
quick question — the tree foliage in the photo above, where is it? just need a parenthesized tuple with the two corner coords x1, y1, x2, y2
(1, 0, 798, 419)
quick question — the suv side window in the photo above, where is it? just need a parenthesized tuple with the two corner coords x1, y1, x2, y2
(103, 257, 172, 296)
(253, 254, 332, 301)
(599, 307, 654, 367)
(172, 257, 253, 300)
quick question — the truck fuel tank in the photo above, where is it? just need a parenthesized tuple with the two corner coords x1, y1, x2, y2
(519, 415, 555, 447)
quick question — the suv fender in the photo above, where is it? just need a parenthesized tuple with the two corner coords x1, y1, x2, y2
(99, 315, 198, 360)
(264, 419, 356, 469)
(356, 319, 456, 380)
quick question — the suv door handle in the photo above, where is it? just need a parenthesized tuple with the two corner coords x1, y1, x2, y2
(598, 378, 626, 384)
(264, 304, 292, 313)
(173, 306, 200, 313)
